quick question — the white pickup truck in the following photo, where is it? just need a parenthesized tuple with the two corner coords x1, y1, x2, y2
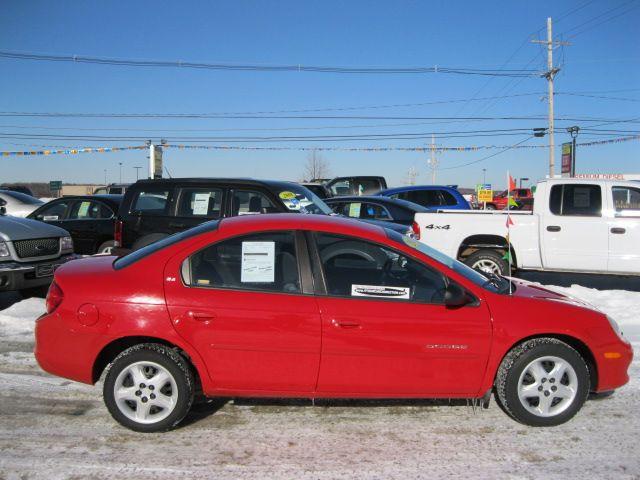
(413, 178, 640, 276)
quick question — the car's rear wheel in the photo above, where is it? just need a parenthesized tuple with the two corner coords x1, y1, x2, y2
(496, 338, 590, 426)
(103, 343, 194, 432)
(464, 249, 509, 276)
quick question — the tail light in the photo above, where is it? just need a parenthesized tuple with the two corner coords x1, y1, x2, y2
(411, 221, 421, 240)
(46, 281, 64, 314)
(114, 219, 123, 247)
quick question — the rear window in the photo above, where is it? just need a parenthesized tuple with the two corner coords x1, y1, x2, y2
(114, 220, 219, 270)
(440, 190, 458, 206)
(549, 184, 602, 217)
(177, 188, 223, 218)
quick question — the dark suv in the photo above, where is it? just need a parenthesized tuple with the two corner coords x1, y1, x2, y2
(115, 178, 334, 250)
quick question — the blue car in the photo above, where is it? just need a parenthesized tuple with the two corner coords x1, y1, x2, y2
(377, 185, 470, 210)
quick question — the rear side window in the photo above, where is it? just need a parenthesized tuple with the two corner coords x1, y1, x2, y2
(354, 179, 382, 195)
(439, 190, 458, 206)
(177, 188, 223, 218)
(360, 203, 391, 220)
(409, 190, 442, 207)
(612, 186, 640, 213)
(187, 232, 300, 293)
(549, 184, 602, 217)
(131, 190, 170, 215)
(231, 190, 278, 216)
(330, 180, 351, 196)
(69, 200, 107, 220)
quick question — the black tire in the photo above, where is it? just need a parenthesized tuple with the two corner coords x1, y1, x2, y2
(496, 338, 590, 427)
(97, 240, 115, 255)
(464, 249, 509, 276)
(103, 343, 195, 432)
(19, 285, 50, 298)
(131, 234, 169, 251)
(485, 204, 496, 210)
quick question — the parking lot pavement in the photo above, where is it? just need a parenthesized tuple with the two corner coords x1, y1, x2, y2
(0, 286, 639, 479)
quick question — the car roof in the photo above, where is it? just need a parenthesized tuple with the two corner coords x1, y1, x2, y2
(53, 194, 123, 206)
(219, 212, 386, 238)
(324, 195, 429, 212)
(131, 178, 301, 190)
(379, 185, 459, 194)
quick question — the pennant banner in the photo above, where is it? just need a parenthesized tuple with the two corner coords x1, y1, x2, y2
(0, 145, 147, 156)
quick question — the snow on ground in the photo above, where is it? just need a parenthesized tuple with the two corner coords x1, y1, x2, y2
(0, 285, 638, 479)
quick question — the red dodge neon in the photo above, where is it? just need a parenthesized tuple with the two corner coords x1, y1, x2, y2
(35, 214, 632, 432)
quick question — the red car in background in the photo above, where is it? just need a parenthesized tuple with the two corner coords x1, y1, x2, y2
(486, 188, 534, 210)
(35, 214, 631, 432)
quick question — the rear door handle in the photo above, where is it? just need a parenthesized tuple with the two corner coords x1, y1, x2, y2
(188, 311, 216, 322)
(611, 227, 626, 234)
(546, 225, 561, 232)
(331, 319, 361, 329)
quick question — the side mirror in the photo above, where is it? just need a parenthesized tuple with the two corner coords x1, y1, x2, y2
(444, 283, 469, 307)
(0, 206, 5, 215)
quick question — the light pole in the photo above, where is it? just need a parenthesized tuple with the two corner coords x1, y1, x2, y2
(482, 168, 487, 184)
(118, 162, 123, 184)
(567, 126, 580, 177)
(519, 177, 529, 188)
(133, 166, 141, 181)
(103, 169, 107, 186)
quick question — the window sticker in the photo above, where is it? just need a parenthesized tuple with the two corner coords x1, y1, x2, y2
(279, 191, 296, 200)
(573, 188, 591, 208)
(192, 193, 210, 215)
(43, 215, 59, 221)
(241, 241, 275, 283)
(351, 284, 410, 299)
(283, 198, 301, 210)
(348, 202, 361, 217)
(77, 202, 91, 217)
(196, 278, 210, 286)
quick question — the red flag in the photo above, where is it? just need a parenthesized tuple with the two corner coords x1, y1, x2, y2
(505, 215, 514, 228)
(508, 174, 516, 192)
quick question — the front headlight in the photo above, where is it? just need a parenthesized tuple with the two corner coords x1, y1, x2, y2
(0, 241, 9, 257)
(60, 236, 74, 252)
(607, 314, 623, 338)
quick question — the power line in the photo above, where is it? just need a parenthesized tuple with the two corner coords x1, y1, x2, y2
(0, 50, 540, 77)
(439, 136, 535, 170)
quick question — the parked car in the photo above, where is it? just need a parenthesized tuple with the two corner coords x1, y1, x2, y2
(28, 195, 123, 255)
(35, 213, 632, 432)
(115, 178, 335, 250)
(0, 190, 45, 217)
(300, 182, 332, 199)
(377, 185, 471, 210)
(413, 179, 640, 276)
(0, 208, 76, 297)
(486, 188, 534, 211)
(94, 183, 131, 195)
(324, 176, 387, 197)
(325, 195, 428, 228)
(0, 184, 35, 196)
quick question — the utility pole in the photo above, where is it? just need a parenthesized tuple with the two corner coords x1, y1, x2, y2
(103, 169, 107, 186)
(133, 166, 141, 181)
(532, 17, 570, 178)
(118, 162, 123, 184)
(428, 135, 438, 184)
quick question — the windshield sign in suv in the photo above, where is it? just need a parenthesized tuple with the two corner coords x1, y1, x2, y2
(35, 214, 631, 432)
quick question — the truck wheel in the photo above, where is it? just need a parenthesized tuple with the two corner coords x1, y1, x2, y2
(485, 204, 496, 210)
(97, 240, 115, 255)
(103, 343, 195, 432)
(464, 250, 509, 275)
(495, 338, 590, 427)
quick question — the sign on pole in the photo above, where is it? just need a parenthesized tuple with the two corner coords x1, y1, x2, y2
(561, 142, 573, 177)
(149, 144, 163, 179)
(478, 189, 493, 203)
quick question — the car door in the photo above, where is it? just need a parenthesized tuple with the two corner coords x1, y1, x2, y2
(31, 200, 71, 229)
(541, 183, 608, 272)
(164, 230, 321, 393)
(608, 185, 640, 273)
(311, 233, 492, 396)
(171, 186, 224, 233)
(124, 186, 175, 247)
(64, 200, 107, 254)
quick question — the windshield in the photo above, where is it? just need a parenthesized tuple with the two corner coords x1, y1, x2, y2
(0, 190, 43, 205)
(277, 185, 333, 215)
(386, 230, 510, 293)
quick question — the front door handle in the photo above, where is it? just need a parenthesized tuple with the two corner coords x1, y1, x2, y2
(331, 319, 361, 329)
(188, 311, 216, 322)
(611, 227, 626, 234)
(546, 225, 561, 232)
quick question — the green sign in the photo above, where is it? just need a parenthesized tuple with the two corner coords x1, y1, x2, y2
(49, 181, 62, 191)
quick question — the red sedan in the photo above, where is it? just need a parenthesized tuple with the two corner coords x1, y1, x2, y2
(35, 214, 632, 432)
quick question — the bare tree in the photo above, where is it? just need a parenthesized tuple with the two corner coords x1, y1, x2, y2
(301, 150, 330, 181)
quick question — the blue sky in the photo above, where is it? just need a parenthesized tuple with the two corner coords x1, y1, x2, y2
(0, 0, 638, 189)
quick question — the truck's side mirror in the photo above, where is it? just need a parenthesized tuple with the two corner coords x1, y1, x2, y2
(444, 283, 470, 307)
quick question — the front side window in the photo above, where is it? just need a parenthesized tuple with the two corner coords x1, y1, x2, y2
(329, 180, 351, 196)
(188, 232, 300, 293)
(131, 190, 170, 215)
(35, 201, 70, 221)
(353, 179, 381, 195)
(315, 233, 447, 303)
(177, 188, 223, 218)
(549, 184, 601, 217)
(231, 190, 278, 216)
(612, 186, 640, 214)
(277, 185, 333, 215)
(360, 203, 391, 220)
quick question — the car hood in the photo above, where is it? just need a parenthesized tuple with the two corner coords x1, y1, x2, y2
(509, 277, 601, 312)
(0, 215, 70, 241)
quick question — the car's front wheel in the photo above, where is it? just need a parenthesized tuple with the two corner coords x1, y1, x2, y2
(103, 343, 195, 432)
(496, 338, 590, 426)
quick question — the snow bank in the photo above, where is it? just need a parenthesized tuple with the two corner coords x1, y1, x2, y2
(0, 298, 45, 342)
